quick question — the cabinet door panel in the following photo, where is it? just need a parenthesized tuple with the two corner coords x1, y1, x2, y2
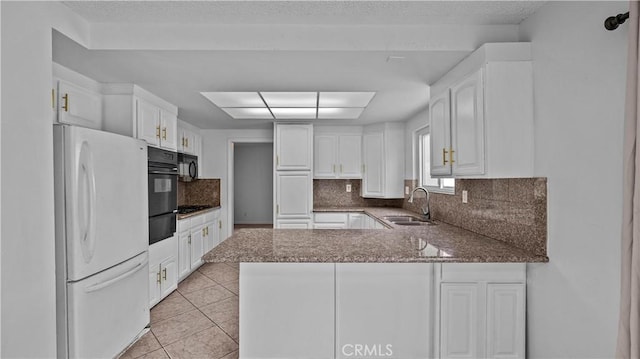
(430, 92, 452, 176)
(149, 266, 160, 307)
(451, 69, 485, 176)
(276, 220, 311, 229)
(276, 172, 311, 218)
(314, 135, 337, 178)
(136, 99, 160, 147)
(338, 135, 362, 178)
(177, 232, 191, 280)
(336, 264, 433, 359)
(362, 133, 384, 197)
(240, 263, 335, 358)
(440, 283, 480, 359)
(347, 213, 365, 229)
(160, 110, 178, 151)
(57, 80, 103, 130)
(486, 284, 525, 359)
(190, 226, 204, 269)
(160, 259, 178, 299)
(276, 124, 313, 170)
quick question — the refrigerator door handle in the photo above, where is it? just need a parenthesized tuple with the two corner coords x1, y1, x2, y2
(78, 141, 97, 263)
(84, 259, 148, 293)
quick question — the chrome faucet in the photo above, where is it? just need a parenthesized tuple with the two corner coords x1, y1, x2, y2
(408, 186, 431, 220)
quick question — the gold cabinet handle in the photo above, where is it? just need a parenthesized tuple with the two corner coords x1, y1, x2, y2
(218, 220, 222, 229)
(186, 138, 189, 148)
(182, 137, 185, 147)
(156, 271, 161, 284)
(162, 268, 167, 281)
(156, 126, 161, 138)
(333, 164, 336, 173)
(276, 204, 279, 214)
(188, 234, 191, 244)
(340, 164, 343, 173)
(202, 228, 205, 236)
(62, 93, 69, 112)
(162, 127, 167, 140)
(52, 89, 55, 109)
(443, 148, 448, 165)
(450, 148, 455, 164)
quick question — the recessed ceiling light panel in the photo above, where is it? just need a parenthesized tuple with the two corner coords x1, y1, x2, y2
(318, 92, 376, 108)
(221, 107, 273, 119)
(318, 107, 365, 120)
(260, 92, 318, 108)
(271, 108, 317, 119)
(201, 92, 265, 107)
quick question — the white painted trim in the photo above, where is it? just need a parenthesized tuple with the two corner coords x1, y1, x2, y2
(226, 137, 274, 236)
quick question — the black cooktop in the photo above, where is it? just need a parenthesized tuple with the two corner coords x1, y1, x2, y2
(178, 205, 213, 214)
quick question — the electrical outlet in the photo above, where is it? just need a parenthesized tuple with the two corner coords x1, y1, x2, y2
(462, 190, 468, 204)
(346, 184, 352, 193)
(405, 186, 410, 195)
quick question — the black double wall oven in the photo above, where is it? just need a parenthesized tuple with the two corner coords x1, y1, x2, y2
(148, 147, 178, 245)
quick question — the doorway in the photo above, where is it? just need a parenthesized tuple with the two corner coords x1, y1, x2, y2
(233, 143, 273, 231)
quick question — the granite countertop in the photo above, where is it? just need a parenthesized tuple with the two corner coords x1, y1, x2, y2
(177, 206, 221, 220)
(203, 207, 549, 263)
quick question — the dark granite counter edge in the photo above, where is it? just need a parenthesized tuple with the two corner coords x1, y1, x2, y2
(177, 206, 222, 220)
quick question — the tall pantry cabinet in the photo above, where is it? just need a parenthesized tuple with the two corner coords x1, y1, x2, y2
(273, 123, 314, 228)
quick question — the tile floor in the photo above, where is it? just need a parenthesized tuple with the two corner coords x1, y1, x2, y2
(121, 262, 240, 359)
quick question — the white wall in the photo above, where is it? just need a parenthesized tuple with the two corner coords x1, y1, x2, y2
(200, 129, 273, 238)
(403, 107, 429, 180)
(519, 2, 627, 357)
(234, 143, 273, 224)
(1, 2, 90, 357)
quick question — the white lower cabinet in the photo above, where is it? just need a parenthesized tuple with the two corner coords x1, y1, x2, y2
(177, 209, 222, 281)
(335, 264, 433, 359)
(149, 235, 178, 307)
(437, 263, 526, 359)
(239, 262, 526, 359)
(275, 219, 312, 229)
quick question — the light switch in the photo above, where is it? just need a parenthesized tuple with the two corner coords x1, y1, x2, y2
(346, 184, 352, 193)
(462, 190, 468, 203)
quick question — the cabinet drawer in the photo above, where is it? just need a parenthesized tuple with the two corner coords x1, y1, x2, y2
(177, 218, 190, 232)
(440, 263, 526, 282)
(314, 213, 349, 223)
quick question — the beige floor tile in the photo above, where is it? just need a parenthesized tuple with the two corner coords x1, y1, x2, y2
(151, 310, 214, 347)
(200, 297, 239, 324)
(220, 281, 239, 296)
(182, 284, 235, 308)
(120, 331, 162, 359)
(151, 291, 196, 324)
(217, 318, 239, 343)
(220, 350, 239, 359)
(137, 348, 169, 359)
(177, 271, 218, 295)
(199, 263, 239, 284)
(163, 326, 238, 359)
(224, 262, 240, 271)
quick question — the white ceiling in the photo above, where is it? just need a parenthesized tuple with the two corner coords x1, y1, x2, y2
(63, 1, 544, 25)
(56, 1, 544, 129)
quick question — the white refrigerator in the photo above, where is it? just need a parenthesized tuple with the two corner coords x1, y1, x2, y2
(54, 125, 150, 359)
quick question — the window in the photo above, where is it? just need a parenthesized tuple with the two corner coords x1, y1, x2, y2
(417, 126, 454, 193)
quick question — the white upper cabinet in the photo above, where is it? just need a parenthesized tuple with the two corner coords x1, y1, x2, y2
(314, 134, 362, 179)
(55, 80, 103, 130)
(429, 43, 534, 178)
(53, 64, 103, 130)
(103, 84, 179, 151)
(314, 135, 337, 178)
(429, 91, 452, 176)
(361, 123, 404, 198)
(275, 123, 313, 170)
(450, 69, 485, 176)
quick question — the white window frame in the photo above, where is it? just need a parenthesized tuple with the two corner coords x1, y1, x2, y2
(416, 125, 455, 195)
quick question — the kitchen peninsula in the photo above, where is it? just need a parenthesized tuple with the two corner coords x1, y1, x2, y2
(203, 207, 547, 359)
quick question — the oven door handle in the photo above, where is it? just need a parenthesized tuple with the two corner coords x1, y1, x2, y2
(149, 170, 178, 175)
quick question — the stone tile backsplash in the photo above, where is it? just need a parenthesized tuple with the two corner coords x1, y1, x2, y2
(403, 178, 547, 255)
(178, 179, 221, 207)
(313, 179, 403, 208)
